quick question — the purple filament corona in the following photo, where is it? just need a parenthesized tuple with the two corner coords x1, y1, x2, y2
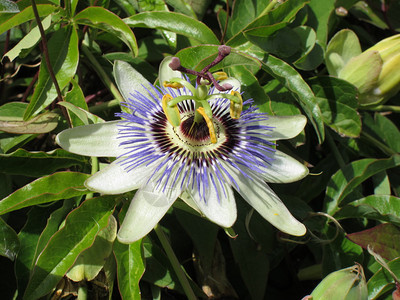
(115, 80, 276, 203)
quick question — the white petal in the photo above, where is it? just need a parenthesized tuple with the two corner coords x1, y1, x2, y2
(85, 158, 155, 194)
(114, 60, 154, 102)
(256, 115, 307, 141)
(117, 183, 180, 243)
(223, 163, 306, 236)
(185, 173, 236, 228)
(56, 121, 124, 157)
(159, 56, 182, 84)
(260, 150, 309, 183)
(220, 78, 241, 92)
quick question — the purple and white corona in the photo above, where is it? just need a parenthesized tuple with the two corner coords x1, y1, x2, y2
(56, 46, 308, 243)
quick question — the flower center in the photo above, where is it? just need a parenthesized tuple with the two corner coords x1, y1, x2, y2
(165, 110, 226, 151)
(180, 116, 211, 141)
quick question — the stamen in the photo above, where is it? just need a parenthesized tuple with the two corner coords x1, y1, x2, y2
(162, 94, 181, 127)
(163, 81, 184, 89)
(213, 72, 228, 81)
(196, 107, 217, 144)
(229, 91, 243, 119)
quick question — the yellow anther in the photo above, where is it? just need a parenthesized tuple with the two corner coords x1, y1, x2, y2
(196, 107, 217, 144)
(163, 81, 184, 89)
(213, 71, 228, 81)
(229, 91, 243, 119)
(162, 94, 181, 127)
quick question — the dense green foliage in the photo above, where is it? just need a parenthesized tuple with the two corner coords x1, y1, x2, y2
(1, 0, 400, 299)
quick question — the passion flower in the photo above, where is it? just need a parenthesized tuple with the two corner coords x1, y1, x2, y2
(56, 46, 309, 243)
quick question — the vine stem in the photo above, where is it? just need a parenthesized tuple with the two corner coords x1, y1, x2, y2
(365, 104, 400, 113)
(30, 0, 71, 126)
(154, 225, 197, 300)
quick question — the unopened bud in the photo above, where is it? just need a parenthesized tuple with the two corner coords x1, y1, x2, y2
(309, 264, 367, 300)
(331, 31, 400, 105)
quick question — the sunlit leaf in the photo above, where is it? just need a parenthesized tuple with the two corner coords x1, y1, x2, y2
(67, 215, 117, 281)
(0, 172, 90, 215)
(23, 196, 117, 300)
(114, 239, 145, 299)
(0, 4, 57, 35)
(124, 11, 219, 44)
(74, 6, 138, 57)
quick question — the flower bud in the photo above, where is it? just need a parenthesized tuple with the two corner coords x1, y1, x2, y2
(309, 264, 367, 300)
(327, 31, 400, 106)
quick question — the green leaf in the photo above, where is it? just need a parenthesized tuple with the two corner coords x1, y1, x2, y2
(0, 0, 19, 12)
(0, 4, 56, 35)
(74, 6, 138, 57)
(324, 155, 400, 215)
(63, 78, 89, 127)
(164, 0, 197, 18)
(124, 11, 219, 44)
(0, 132, 37, 153)
(175, 45, 261, 74)
(0, 111, 59, 134)
(23, 195, 117, 300)
(325, 29, 362, 76)
(224, 0, 279, 40)
(334, 195, 400, 226)
(347, 223, 400, 261)
(0, 148, 88, 177)
(15, 205, 57, 297)
(0, 172, 90, 215)
(0, 216, 19, 260)
(3, 14, 52, 61)
(32, 200, 76, 270)
(363, 112, 400, 153)
(261, 55, 325, 143)
(367, 257, 400, 299)
(306, 0, 335, 47)
(309, 76, 361, 137)
(58, 102, 105, 126)
(0, 102, 59, 134)
(67, 215, 117, 281)
(24, 25, 79, 119)
(114, 239, 145, 300)
(227, 0, 308, 47)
